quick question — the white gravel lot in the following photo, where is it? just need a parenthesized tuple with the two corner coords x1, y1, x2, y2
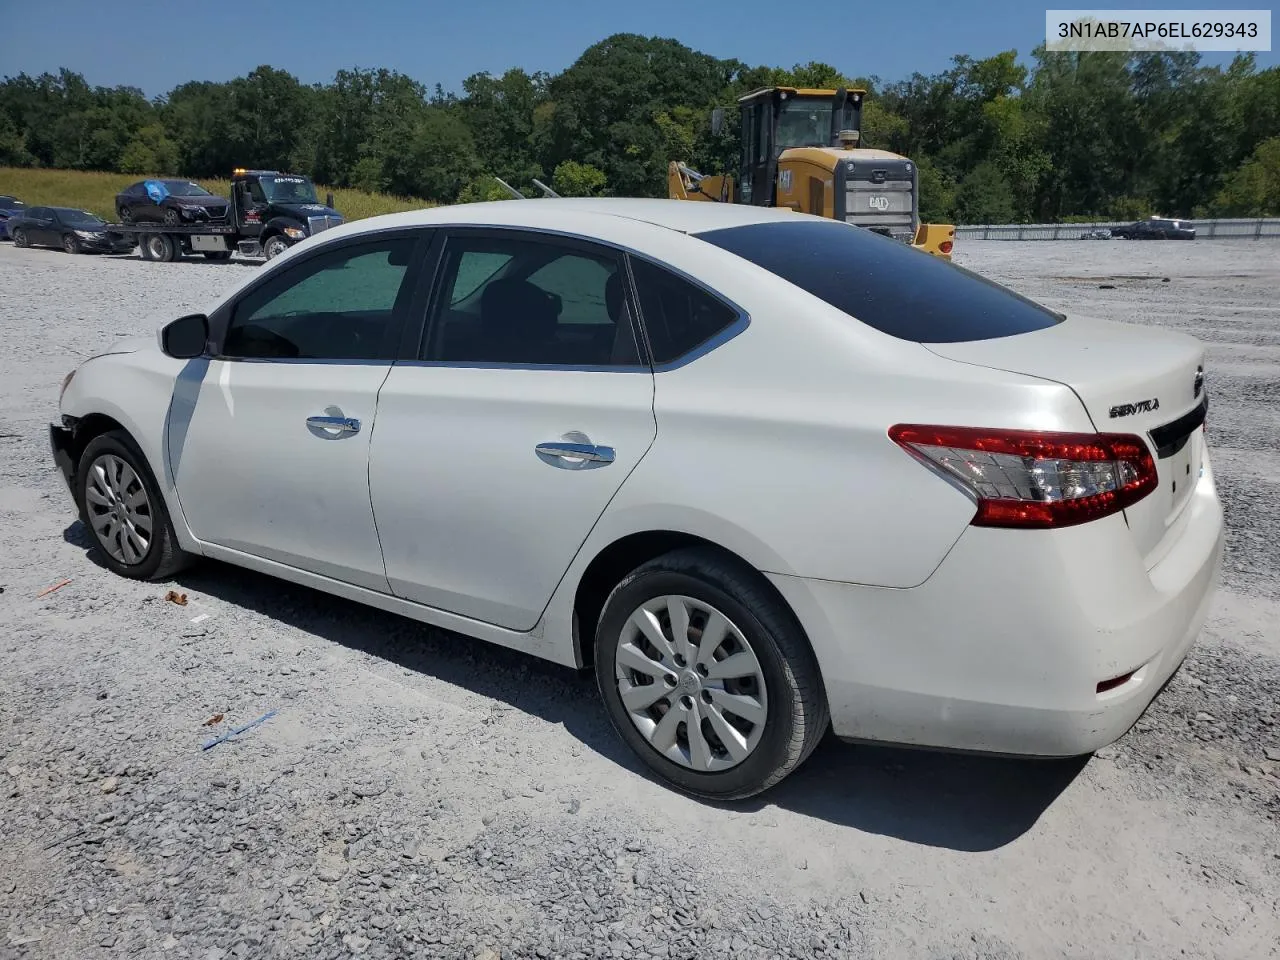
(0, 237, 1277, 960)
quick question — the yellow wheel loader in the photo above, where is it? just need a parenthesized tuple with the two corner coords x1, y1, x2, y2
(668, 86, 955, 259)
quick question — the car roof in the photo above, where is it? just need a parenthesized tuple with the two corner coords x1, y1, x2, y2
(337, 198, 810, 238)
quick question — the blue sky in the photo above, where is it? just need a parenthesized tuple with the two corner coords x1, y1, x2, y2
(2, 0, 1273, 96)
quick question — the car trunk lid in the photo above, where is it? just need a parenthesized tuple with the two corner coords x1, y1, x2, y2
(925, 315, 1208, 567)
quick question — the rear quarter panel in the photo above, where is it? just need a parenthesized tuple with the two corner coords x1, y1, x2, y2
(553, 233, 1098, 596)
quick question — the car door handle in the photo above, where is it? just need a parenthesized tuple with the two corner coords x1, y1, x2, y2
(307, 415, 360, 434)
(535, 441, 615, 464)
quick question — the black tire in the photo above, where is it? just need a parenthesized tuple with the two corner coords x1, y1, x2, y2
(202, 250, 233, 261)
(594, 547, 828, 800)
(118, 206, 134, 224)
(63, 233, 82, 255)
(163, 207, 183, 226)
(143, 233, 177, 262)
(262, 234, 292, 260)
(73, 430, 196, 581)
(11, 227, 28, 248)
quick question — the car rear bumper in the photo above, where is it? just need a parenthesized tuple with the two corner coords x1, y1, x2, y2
(768, 453, 1225, 757)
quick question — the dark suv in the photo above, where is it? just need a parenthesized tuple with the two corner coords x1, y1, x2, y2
(115, 179, 231, 225)
(1112, 218, 1196, 240)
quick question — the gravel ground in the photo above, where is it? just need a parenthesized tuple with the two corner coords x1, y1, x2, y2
(1, 238, 1278, 960)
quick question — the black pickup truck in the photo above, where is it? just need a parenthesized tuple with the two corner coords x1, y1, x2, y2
(107, 169, 344, 262)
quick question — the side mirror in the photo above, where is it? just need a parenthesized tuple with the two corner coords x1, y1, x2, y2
(710, 107, 725, 137)
(160, 313, 209, 359)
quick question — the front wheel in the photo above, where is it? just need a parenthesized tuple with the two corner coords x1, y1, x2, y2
(262, 234, 292, 260)
(163, 207, 183, 226)
(594, 547, 828, 800)
(73, 430, 196, 581)
(63, 233, 82, 255)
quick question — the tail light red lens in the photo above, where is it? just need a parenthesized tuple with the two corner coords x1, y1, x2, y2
(888, 424, 1158, 529)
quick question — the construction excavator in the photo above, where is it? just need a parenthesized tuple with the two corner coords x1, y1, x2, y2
(668, 86, 955, 259)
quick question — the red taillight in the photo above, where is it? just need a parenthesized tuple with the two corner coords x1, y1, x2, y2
(939, 240, 953, 254)
(888, 424, 1158, 529)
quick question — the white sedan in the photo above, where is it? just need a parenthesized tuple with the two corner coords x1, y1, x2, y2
(50, 198, 1224, 799)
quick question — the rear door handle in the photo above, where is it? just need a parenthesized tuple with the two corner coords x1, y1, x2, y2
(307, 415, 360, 434)
(535, 441, 615, 464)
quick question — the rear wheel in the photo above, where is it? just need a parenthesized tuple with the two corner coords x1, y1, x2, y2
(118, 206, 134, 224)
(143, 233, 178, 262)
(594, 547, 828, 800)
(62, 233, 82, 255)
(74, 431, 196, 581)
(11, 227, 28, 248)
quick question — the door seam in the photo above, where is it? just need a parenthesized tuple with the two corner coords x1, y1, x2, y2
(365, 363, 399, 593)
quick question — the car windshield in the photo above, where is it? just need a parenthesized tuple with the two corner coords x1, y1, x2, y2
(57, 209, 105, 227)
(0, 197, 23, 208)
(695, 219, 1065, 343)
(259, 176, 318, 204)
(162, 181, 213, 197)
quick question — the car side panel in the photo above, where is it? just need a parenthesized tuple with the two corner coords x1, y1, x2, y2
(532, 243, 1099, 659)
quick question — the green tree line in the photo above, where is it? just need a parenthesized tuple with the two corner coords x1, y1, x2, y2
(2, 34, 1278, 222)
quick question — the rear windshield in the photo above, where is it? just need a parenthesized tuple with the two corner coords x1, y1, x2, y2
(694, 219, 1064, 343)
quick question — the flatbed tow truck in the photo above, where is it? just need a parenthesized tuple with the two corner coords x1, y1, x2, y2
(107, 168, 344, 263)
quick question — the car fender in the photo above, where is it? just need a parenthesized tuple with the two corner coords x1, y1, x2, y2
(264, 216, 306, 240)
(60, 351, 204, 555)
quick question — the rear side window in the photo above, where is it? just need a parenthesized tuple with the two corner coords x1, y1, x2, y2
(695, 219, 1063, 343)
(629, 256, 739, 364)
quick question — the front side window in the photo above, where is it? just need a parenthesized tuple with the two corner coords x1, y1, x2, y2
(696, 219, 1064, 343)
(425, 234, 640, 367)
(223, 237, 418, 360)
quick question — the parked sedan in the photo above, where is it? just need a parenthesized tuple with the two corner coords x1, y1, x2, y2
(48, 199, 1223, 799)
(9, 206, 136, 254)
(1112, 218, 1196, 240)
(0, 194, 25, 239)
(115, 179, 230, 225)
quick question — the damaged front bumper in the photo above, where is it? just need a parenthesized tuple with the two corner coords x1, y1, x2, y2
(49, 419, 76, 494)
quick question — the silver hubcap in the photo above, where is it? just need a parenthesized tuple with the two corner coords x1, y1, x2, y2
(265, 238, 287, 258)
(85, 454, 153, 565)
(614, 595, 768, 772)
